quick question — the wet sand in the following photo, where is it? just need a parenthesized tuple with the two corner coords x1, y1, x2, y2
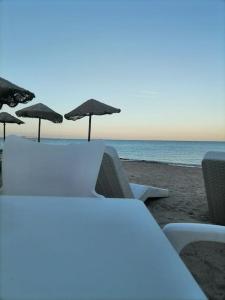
(123, 160, 225, 300)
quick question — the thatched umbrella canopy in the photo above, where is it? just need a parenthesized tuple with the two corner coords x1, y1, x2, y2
(64, 99, 121, 141)
(16, 103, 63, 142)
(0, 77, 35, 109)
(0, 112, 24, 140)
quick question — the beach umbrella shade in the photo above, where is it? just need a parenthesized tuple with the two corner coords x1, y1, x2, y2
(0, 77, 35, 109)
(16, 103, 63, 142)
(0, 112, 24, 140)
(64, 99, 121, 141)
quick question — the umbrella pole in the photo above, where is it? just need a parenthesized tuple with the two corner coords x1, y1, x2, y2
(38, 118, 41, 142)
(3, 122, 5, 141)
(88, 114, 92, 142)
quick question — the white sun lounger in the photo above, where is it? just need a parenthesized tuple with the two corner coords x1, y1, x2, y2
(0, 195, 207, 300)
(96, 146, 169, 201)
(1, 135, 105, 197)
(163, 223, 225, 254)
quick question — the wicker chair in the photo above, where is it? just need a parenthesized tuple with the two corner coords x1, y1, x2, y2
(202, 151, 225, 225)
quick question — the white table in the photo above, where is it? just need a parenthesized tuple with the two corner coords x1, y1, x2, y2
(0, 196, 207, 300)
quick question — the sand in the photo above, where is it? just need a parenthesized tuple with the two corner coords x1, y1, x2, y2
(123, 160, 225, 300)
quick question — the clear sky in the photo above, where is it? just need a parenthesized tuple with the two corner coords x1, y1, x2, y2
(1, 0, 225, 141)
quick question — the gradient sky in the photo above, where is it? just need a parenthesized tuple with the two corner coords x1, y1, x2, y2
(1, 0, 225, 141)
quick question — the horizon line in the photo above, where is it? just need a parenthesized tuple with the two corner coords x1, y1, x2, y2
(3, 136, 224, 143)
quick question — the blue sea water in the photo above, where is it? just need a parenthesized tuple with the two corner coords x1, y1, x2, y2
(27, 138, 225, 166)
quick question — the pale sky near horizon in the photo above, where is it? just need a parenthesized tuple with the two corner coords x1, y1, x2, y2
(0, 0, 225, 141)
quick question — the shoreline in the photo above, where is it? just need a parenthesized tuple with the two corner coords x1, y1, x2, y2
(121, 157, 201, 168)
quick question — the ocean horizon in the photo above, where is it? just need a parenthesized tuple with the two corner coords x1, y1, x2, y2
(1, 137, 224, 166)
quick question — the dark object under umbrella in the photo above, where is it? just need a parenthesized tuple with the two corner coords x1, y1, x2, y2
(0, 112, 24, 140)
(0, 77, 35, 109)
(16, 103, 63, 142)
(64, 99, 121, 141)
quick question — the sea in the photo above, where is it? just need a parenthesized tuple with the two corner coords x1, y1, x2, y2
(5, 138, 223, 167)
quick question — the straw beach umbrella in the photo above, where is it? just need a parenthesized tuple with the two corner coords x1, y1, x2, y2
(65, 99, 121, 141)
(0, 77, 35, 109)
(16, 103, 63, 142)
(0, 112, 24, 140)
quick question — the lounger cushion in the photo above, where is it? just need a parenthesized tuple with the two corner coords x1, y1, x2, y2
(2, 135, 105, 197)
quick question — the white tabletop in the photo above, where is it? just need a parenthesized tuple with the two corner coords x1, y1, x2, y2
(0, 196, 207, 300)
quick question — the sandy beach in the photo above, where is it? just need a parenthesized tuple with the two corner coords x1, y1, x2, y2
(123, 160, 225, 300)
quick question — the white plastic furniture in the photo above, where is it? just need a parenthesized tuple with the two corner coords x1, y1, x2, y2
(1, 135, 105, 197)
(202, 151, 225, 225)
(0, 195, 206, 300)
(96, 146, 169, 201)
(163, 223, 225, 254)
